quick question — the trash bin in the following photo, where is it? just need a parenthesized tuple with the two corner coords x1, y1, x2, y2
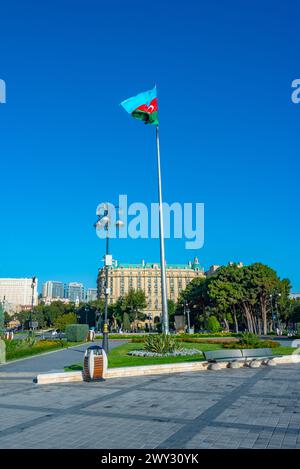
(83, 345, 106, 382)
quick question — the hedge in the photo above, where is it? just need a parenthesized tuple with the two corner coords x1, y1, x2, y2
(65, 324, 89, 342)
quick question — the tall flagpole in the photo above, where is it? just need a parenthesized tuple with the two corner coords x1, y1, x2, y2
(156, 124, 169, 334)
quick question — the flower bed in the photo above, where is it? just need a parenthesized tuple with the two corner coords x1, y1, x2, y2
(128, 348, 203, 358)
(4, 338, 75, 361)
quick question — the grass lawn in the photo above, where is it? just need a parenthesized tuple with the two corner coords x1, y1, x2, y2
(64, 341, 295, 372)
(272, 346, 294, 356)
(65, 342, 222, 371)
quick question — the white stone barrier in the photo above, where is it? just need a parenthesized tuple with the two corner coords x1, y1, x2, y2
(36, 371, 84, 385)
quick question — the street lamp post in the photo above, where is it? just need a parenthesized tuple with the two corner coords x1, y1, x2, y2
(29, 276, 36, 335)
(184, 300, 191, 333)
(94, 203, 123, 354)
(270, 292, 282, 334)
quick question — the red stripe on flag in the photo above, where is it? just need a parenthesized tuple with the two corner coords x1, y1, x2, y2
(135, 97, 158, 114)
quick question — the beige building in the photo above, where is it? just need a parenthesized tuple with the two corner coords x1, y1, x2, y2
(0, 278, 38, 314)
(97, 258, 204, 324)
(205, 261, 243, 277)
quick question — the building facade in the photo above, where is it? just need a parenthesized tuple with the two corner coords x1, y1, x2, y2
(0, 278, 38, 313)
(42, 281, 64, 300)
(65, 282, 85, 303)
(97, 258, 204, 323)
(86, 288, 98, 302)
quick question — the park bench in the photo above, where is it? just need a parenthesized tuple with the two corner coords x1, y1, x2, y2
(291, 339, 300, 349)
(204, 349, 244, 362)
(204, 348, 275, 363)
(241, 348, 273, 359)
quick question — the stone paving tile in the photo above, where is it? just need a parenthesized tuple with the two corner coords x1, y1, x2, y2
(0, 362, 300, 448)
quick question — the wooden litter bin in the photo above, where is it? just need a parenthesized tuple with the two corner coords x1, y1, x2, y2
(83, 345, 105, 382)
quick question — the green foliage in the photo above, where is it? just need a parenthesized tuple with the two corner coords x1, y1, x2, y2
(239, 332, 261, 347)
(289, 300, 300, 323)
(65, 324, 88, 342)
(167, 299, 176, 328)
(0, 339, 5, 363)
(206, 316, 221, 333)
(222, 332, 279, 349)
(223, 339, 280, 349)
(144, 334, 183, 354)
(5, 339, 69, 361)
(122, 289, 147, 323)
(179, 262, 292, 335)
(0, 302, 4, 336)
(122, 312, 131, 331)
(54, 312, 77, 332)
(4, 312, 11, 327)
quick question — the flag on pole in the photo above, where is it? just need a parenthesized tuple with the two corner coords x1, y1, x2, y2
(120, 86, 158, 125)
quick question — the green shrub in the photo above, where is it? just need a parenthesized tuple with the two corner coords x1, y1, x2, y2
(206, 316, 221, 333)
(144, 334, 183, 354)
(223, 339, 280, 349)
(5, 339, 67, 360)
(175, 337, 238, 344)
(239, 332, 261, 347)
(65, 324, 89, 342)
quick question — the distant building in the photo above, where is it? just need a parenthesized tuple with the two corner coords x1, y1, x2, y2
(205, 265, 221, 277)
(42, 297, 70, 306)
(86, 288, 98, 302)
(290, 293, 300, 300)
(205, 261, 243, 277)
(97, 258, 204, 325)
(65, 282, 85, 303)
(0, 278, 38, 314)
(42, 281, 64, 300)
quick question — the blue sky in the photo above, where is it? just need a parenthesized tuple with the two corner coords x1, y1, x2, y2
(0, 0, 299, 292)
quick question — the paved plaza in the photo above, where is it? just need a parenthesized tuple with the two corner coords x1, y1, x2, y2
(0, 355, 300, 449)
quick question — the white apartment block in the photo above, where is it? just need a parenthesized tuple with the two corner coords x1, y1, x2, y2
(0, 278, 38, 313)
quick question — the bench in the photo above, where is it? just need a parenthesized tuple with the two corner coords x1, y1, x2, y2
(204, 348, 274, 363)
(204, 349, 244, 362)
(241, 348, 273, 359)
(291, 339, 300, 349)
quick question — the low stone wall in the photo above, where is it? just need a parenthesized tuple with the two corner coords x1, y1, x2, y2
(104, 361, 209, 378)
(36, 371, 84, 384)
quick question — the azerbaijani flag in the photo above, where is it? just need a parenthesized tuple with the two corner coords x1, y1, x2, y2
(120, 86, 158, 125)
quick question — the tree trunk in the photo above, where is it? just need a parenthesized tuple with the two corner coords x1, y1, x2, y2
(257, 317, 262, 336)
(242, 304, 253, 332)
(260, 300, 268, 335)
(233, 307, 239, 334)
(223, 317, 229, 332)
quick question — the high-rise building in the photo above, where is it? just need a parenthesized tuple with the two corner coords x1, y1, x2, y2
(86, 288, 98, 302)
(42, 281, 64, 299)
(0, 278, 38, 313)
(65, 282, 85, 303)
(97, 258, 204, 324)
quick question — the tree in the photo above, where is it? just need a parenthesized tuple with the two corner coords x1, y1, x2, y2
(289, 299, 300, 324)
(179, 262, 291, 335)
(4, 312, 11, 327)
(178, 277, 210, 329)
(122, 312, 131, 332)
(206, 315, 221, 333)
(54, 313, 77, 332)
(207, 264, 244, 332)
(167, 299, 176, 329)
(122, 289, 147, 328)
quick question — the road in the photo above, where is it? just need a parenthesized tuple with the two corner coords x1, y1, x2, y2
(0, 340, 126, 374)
